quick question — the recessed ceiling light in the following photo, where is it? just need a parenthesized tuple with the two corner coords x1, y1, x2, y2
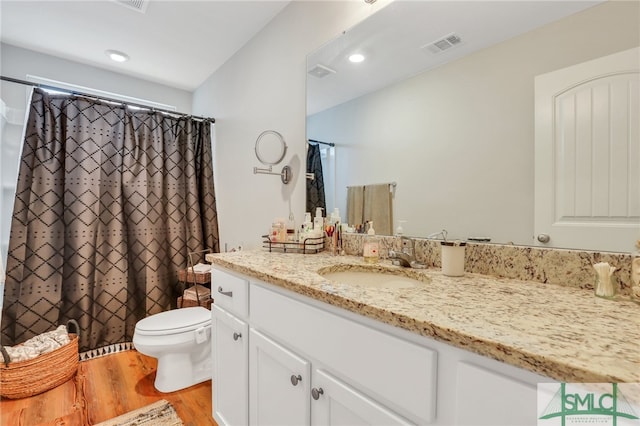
(105, 50, 129, 63)
(348, 53, 365, 63)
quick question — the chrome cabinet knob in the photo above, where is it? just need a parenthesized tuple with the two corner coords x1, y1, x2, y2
(233, 332, 242, 341)
(290, 374, 302, 386)
(311, 387, 324, 400)
(537, 233, 551, 243)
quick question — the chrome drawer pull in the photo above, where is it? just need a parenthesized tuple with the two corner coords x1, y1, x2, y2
(218, 286, 233, 297)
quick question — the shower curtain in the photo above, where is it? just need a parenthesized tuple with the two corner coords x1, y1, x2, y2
(306, 143, 326, 213)
(1, 88, 219, 352)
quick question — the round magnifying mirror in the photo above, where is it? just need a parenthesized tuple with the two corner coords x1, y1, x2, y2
(255, 130, 287, 165)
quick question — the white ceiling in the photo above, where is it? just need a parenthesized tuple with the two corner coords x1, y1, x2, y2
(307, 0, 603, 115)
(0, 0, 290, 91)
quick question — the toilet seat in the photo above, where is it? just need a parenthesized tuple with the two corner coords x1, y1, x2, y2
(135, 307, 210, 336)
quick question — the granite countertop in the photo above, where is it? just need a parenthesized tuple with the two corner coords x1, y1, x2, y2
(205, 250, 640, 383)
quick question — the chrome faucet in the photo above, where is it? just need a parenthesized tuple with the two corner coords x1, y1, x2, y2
(427, 229, 448, 240)
(389, 236, 426, 269)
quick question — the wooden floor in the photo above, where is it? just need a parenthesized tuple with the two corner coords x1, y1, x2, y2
(0, 349, 217, 426)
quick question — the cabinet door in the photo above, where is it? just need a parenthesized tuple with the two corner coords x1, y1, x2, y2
(213, 305, 249, 426)
(249, 328, 311, 426)
(311, 369, 411, 426)
(455, 362, 537, 426)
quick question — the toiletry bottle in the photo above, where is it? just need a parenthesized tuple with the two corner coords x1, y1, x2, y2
(363, 221, 380, 264)
(277, 217, 287, 242)
(299, 212, 313, 243)
(287, 213, 296, 242)
(314, 207, 324, 232)
(331, 208, 341, 225)
(271, 219, 286, 242)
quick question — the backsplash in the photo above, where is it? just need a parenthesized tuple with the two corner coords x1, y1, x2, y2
(340, 234, 635, 297)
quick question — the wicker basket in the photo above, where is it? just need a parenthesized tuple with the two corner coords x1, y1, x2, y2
(177, 296, 213, 309)
(178, 269, 211, 284)
(0, 322, 79, 399)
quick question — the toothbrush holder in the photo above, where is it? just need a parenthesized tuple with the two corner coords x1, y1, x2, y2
(441, 241, 466, 277)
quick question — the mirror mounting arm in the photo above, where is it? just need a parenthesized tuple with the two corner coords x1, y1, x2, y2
(253, 165, 292, 184)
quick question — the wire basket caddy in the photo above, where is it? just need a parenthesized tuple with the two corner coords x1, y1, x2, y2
(177, 249, 213, 308)
(262, 235, 324, 254)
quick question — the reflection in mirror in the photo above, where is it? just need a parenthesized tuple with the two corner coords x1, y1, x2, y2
(306, 0, 639, 251)
(306, 140, 335, 215)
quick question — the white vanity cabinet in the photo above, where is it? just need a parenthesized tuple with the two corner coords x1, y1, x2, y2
(311, 368, 413, 425)
(211, 268, 250, 426)
(453, 362, 540, 426)
(212, 305, 248, 426)
(211, 265, 549, 426)
(249, 324, 412, 426)
(249, 328, 311, 425)
(249, 282, 437, 425)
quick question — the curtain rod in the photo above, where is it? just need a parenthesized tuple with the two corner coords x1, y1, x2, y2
(0, 75, 215, 123)
(308, 139, 335, 147)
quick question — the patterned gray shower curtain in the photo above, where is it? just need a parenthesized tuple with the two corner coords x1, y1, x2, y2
(1, 88, 219, 352)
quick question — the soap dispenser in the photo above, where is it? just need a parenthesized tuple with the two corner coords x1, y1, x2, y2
(363, 221, 380, 264)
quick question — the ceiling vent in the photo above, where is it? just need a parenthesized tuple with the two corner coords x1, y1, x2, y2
(423, 33, 463, 54)
(113, 0, 149, 13)
(308, 64, 336, 79)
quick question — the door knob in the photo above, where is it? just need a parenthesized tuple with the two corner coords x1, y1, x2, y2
(233, 332, 242, 341)
(311, 387, 324, 400)
(537, 233, 550, 243)
(290, 374, 302, 386)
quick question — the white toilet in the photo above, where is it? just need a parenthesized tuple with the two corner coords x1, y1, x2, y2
(133, 306, 212, 393)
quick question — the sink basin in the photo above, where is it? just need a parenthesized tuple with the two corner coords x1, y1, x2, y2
(318, 265, 429, 289)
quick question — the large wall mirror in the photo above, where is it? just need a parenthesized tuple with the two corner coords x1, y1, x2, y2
(306, 0, 639, 252)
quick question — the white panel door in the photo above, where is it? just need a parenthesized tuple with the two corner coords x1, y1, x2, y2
(212, 305, 249, 426)
(535, 47, 640, 252)
(249, 328, 311, 426)
(310, 369, 411, 426)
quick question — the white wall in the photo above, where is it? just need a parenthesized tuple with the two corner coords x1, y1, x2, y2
(192, 1, 390, 250)
(1, 43, 193, 112)
(308, 1, 640, 244)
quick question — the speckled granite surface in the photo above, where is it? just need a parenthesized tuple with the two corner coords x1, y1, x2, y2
(342, 234, 638, 299)
(206, 250, 640, 384)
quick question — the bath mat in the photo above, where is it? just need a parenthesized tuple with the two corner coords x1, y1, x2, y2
(94, 399, 183, 426)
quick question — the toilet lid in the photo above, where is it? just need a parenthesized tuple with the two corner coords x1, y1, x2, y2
(135, 307, 211, 335)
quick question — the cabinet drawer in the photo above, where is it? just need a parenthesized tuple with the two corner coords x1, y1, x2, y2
(250, 283, 436, 424)
(212, 267, 249, 318)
